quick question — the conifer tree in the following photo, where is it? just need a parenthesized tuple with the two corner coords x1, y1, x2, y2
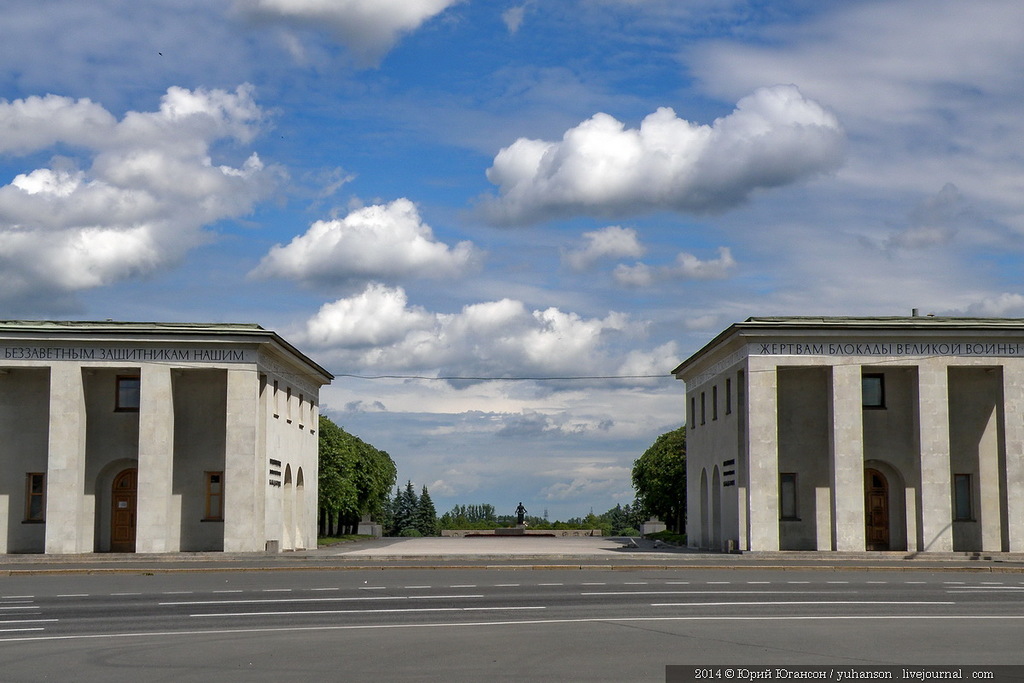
(415, 485, 438, 536)
(392, 480, 419, 535)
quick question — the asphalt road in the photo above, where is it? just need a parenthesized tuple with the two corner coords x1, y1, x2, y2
(1, 568, 1023, 682)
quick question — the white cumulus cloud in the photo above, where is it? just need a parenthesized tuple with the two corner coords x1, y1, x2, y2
(562, 225, 644, 271)
(963, 293, 1024, 318)
(502, 3, 531, 34)
(483, 85, 844, 225)
(0, 85, 274, 311)
(252, 198, 479, 290)
(235, 0, 464, 65)
(298, 283, 651, 379)
(614, 246, 736, 287)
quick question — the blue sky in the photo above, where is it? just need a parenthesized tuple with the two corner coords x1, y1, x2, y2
(3, 0, 1024, 521)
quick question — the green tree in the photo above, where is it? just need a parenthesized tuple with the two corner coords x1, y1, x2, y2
(414, 486, 439, 536)
(390, 480, 419, 536)
(438, 503, 501, 530)
(631, 425, 686, 533)
(318, 415, 397, 536)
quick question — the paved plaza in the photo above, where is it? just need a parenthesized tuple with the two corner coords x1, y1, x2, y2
(325, 535, 645, 558)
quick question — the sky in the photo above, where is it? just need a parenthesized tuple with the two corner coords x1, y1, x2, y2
(3, 0, 1024, 521)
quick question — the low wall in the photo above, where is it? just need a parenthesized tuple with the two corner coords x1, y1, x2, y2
(441, 529, 603, 537)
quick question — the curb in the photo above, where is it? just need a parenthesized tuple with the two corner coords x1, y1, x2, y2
(4, 562, 1024, 576)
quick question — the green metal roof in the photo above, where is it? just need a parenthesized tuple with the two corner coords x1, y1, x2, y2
(0, 320, 265, 332)
(743, 316, 1024, 327)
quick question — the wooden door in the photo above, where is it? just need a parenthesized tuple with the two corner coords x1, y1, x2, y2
(864, 468, 889, 551)
(111, 468, 137, 552)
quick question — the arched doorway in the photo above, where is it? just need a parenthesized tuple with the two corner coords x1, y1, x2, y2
(864, 468, 889, 551)
(110, 468, 138, 553)
(699, 469, 709, 549)
(295, 468, 305, 550)
(711, 466, 722, 551)
(282, 465, 294, 551)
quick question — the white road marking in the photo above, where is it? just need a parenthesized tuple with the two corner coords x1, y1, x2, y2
(652, 601, 954, 607)
(6, 615, 1024, 644)
(582, 590, 847, 596)
(494, 584, 520, 587)
(309, 588, 340, 592)
(191, 606, 546, 618)
(0, 607, 40, 611)
(161, 595, 484, 606)
(0, 619, 57, 624)
(0, 628, 45, 633)
(57, 594, 89, 598)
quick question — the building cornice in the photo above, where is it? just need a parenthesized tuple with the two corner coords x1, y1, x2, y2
(673, 316, 1024, 379)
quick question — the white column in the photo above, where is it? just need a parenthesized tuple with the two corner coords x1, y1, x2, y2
(135, 366, 176, 553)
(746, 359, 779, 551)
(815, 487, 832, 551)
(224, 368, 263, 552)
(918, 361, 953, 552)
(905, 487, 919, 551)
(830, 364, 865, 551)
(1002, 362, 1024, 551)
(45, 364, 88, 554)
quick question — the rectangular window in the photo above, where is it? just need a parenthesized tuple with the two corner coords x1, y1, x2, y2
(700, 391, 706, 425)
(273, 380, 280, 418)
(689, 396, 695, 428)
(725, 378, 732, 415)
(286, 386, 293, 423)
(862, 373, 885, 409)
(116, 375, 141, 411)
(712, 385, 718, 421)
(780, 473, 798, 520)
(205, 471, 224, 521)
(954, 473, 973, 521)
(25, 473, 45, 522)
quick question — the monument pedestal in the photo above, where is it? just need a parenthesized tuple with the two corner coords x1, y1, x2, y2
(640, 517, 667, 535)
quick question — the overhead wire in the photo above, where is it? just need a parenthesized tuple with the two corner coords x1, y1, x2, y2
(332, 372, 672, 381)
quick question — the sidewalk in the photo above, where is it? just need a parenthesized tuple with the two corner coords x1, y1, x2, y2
(2, 536, 1024, 573)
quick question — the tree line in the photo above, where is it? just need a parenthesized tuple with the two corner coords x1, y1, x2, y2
(317, 415, 397, 536)
(319, 414, 687, 538)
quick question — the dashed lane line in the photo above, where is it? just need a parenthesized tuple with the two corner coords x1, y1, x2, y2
(190, 606, 546, 618)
